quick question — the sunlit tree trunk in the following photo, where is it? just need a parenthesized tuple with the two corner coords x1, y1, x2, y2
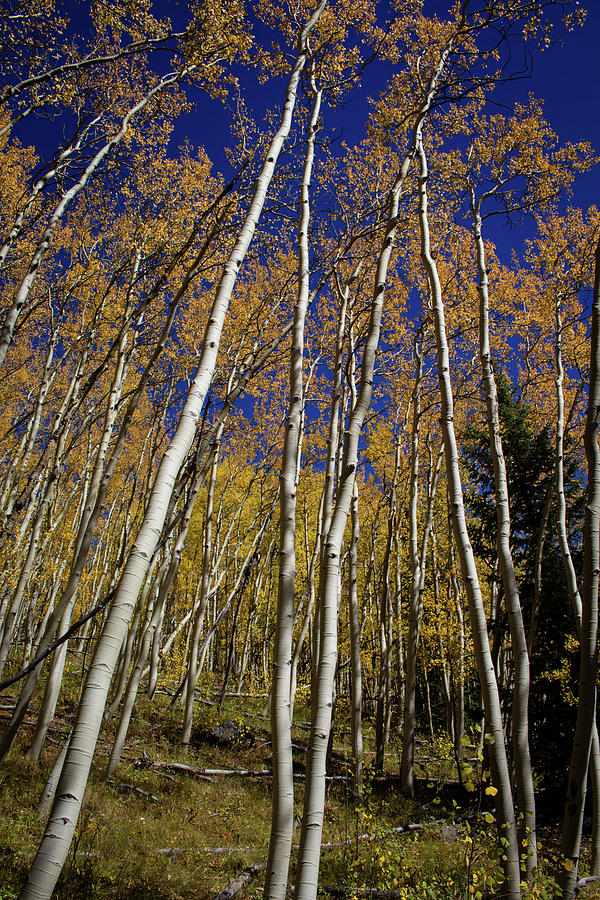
(294, 106, 417, 899)
(265, 70, 323, 900)
(401, 334, 424, 794)
(375, 430, 399, 773)
(448, 533, 465, 765)
(401, 423, 442, 795)
(289, 499, 321, 721)
(418, 135, 520, 898)
(20, 11, 324, 891)
(348, 478, 363, 794)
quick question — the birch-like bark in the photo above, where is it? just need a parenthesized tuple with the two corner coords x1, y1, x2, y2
(294, 104, 418, 898)
(20, 10, 324, 893)
(375, 425, 400, 773)
(265, 72, 322, 900)
(559, 242, 600, 895)
(449, 533, 465, 764)
(311, 267, 351, 680)
(472, 197, 536, 873)
(289, 500, 320, 720)
(182, 428, 222, 742)
(418, 135, 520, 898)
(346, 319, 363, 791)
(401, 431, 442, 793)
(348, 478, 363, 793)
(401, 335, 423, 795)
(432, 537, 454, 741)
(37, 729, 72, 820)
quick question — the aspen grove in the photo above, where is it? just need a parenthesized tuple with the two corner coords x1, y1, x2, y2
(0, 1, 598, 898)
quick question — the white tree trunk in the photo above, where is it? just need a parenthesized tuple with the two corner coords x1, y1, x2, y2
(20, 11, 323, 891)
(418, 135, 520, 898)
(472, 198, 536, 873)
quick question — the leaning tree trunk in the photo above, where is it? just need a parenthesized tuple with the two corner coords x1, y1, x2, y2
(418, 135, 520, 899)
(19, 11, 325, 894)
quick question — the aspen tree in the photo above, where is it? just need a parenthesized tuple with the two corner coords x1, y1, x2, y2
(374, 420, 400, 773)
(471, 191, 537, 872)
(264, 62, 323, 900)
(400, 330, 424, 794)
(293, 10, 455, 879)
(347, 317, 365, 793)
(460, 100, 594, 871)
(20, 6, 326, 896)
(401, 419, 443, 794)
(417, 131, 521, 898)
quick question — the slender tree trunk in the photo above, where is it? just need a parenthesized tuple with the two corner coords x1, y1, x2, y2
(449, 536, 465, 765)
(348, 478, 363, 794)
(559, 242, 600, 895)
(265, 72, 323, 900)
(294, 105, 417, 900)
(401, 336, 424, 795)
(418, 135, 520, 898)
(182, 430, 222, 742)
(20, 14, 324, 892)
(472, 198, 536, 873)
(375, 436, 399, 773)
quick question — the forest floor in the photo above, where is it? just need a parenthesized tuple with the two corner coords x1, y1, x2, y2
(0, 683, 597, 900)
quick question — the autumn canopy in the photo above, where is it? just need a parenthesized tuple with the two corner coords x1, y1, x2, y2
(0, 1, 598, 898)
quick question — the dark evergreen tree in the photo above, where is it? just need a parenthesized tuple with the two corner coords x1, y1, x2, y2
(462, 372, 583, 790)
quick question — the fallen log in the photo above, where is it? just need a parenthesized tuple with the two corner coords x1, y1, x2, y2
(576, 875, 600, 894)
(116, 783, 160, 803)
(319, 888, 404, 899)
(157, 846, 255, 856)
(135, 756, 350, 781)
(213, 861, 267, 900)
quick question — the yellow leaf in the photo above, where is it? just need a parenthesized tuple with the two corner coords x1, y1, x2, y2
(485, 785, 498, 797)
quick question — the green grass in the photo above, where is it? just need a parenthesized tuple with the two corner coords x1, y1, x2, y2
(0, 690, 597, 899)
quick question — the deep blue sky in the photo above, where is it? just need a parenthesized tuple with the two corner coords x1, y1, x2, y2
(174, 0, 598, 250)
(23, 1, 599, 266)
